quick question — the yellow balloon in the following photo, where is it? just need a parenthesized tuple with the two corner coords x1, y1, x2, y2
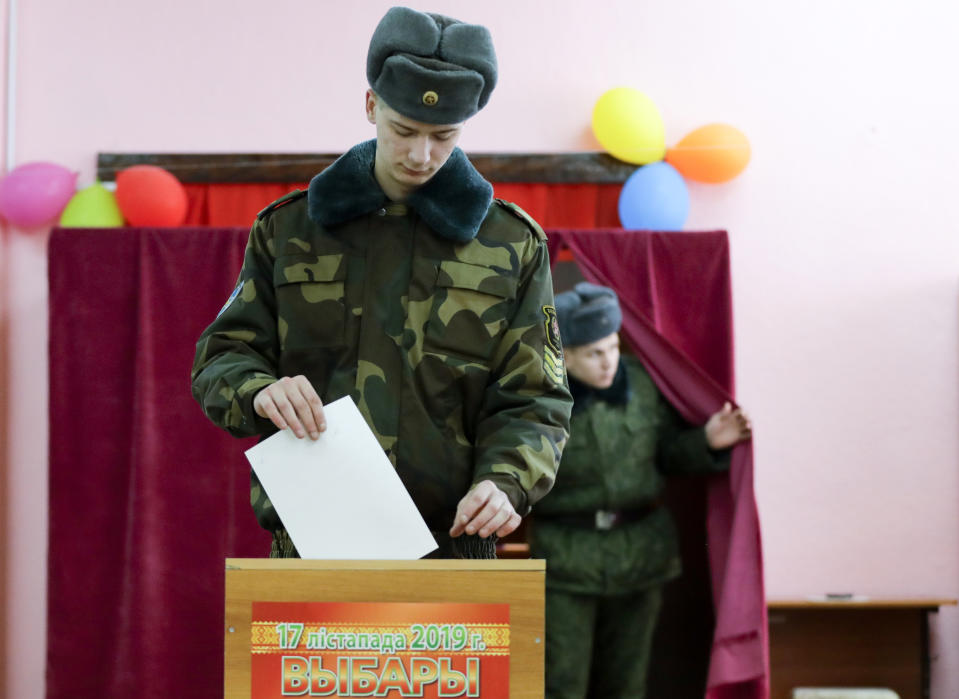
(59, 182, 125, 227)
(592, 87, 666, 165)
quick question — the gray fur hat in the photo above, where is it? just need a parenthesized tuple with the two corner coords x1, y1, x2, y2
(555, 282, 622, 347)
(367, 6, 497, 124)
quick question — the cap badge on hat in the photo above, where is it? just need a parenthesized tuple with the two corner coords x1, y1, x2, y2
(422, 90, 439, 106)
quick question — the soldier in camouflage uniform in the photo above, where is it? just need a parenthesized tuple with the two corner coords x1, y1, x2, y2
(529, 283, 751, 698)
(191, 7, 571, 559)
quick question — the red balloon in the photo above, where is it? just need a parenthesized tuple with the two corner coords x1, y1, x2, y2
(115, 165, 188, 226)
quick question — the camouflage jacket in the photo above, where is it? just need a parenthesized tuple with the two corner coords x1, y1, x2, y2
(192, 140, 572, 532)
(528, 356, 728, 595)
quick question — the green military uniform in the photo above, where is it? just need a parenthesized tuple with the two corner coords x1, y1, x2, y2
(191, 139, 572, 557)
(529, 355, 728, 698)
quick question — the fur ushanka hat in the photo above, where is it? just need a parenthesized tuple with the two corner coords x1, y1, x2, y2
(555, 282, 623, 348)
(367, 7, 497, 124)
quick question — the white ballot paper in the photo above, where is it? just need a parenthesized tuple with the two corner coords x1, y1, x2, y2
(245, 396, 438, 559)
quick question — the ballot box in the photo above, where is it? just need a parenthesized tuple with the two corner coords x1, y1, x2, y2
(224, 558, 546, 698)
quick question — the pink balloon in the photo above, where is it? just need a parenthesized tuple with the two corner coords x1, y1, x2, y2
(0, 162, 78, 229)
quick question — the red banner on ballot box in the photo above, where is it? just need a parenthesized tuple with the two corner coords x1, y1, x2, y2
(251, 601, 510, 698)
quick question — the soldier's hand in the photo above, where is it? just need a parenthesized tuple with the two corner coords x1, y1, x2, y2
(450, 480, 521, 539)
(704, 401, 751, 450)
(253, 375, 326, 440)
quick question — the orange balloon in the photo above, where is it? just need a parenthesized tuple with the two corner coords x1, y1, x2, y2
(115, 165, 188, 226)
(666, 123, 751, 184)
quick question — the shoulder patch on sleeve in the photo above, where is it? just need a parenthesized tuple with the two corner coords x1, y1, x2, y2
(495, 199, 547, 241)
(216, 283, 243, 317)
(257, 189, 307, 220)
(542, 304, 566, 385)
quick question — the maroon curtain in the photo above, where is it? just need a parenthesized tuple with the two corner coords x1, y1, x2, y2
(47, 228, 269, 699)
(48, 226, 766, 698)
(549, 229, 768, 699)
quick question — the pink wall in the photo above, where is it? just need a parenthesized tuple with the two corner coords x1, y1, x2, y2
(1, 1, 10, 697)
(5, 1, 959, 697)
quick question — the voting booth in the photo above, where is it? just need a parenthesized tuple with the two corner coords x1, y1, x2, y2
(224, 559, 545, 698)
(46, 152, 767, 699)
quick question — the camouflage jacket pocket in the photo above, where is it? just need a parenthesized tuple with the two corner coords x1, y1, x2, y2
(425, 259, 517, 361)
(273, 253, 347, 349)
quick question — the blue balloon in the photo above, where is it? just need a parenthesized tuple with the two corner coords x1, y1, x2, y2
(617, 162, 689, 230)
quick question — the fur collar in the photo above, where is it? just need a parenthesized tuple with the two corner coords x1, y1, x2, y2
(568, 359, 631, 415)
(307, 139, 493, 243)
